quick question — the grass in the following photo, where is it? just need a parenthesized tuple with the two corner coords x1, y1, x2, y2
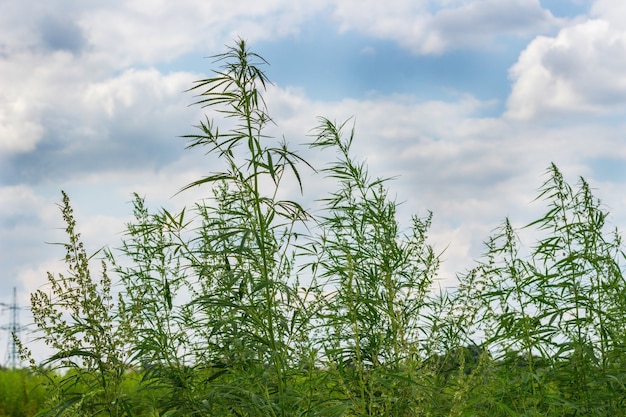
(0, 368, 48, 417)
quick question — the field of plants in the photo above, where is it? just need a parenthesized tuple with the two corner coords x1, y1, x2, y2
(8, 40, 626, 416)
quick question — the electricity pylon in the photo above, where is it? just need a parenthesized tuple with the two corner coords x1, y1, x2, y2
(0, 287, 22, 369)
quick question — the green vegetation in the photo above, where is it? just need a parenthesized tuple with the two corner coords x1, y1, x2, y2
(0, 368, 47, 417)
(13, 40, 626, 416)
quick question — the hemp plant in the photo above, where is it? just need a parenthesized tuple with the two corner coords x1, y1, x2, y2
(106, 194, 190, 415)
(20, 191, 135, 417)
(303, 118, 441, 415)
(452, 164, 626, 416)
(123, 39, 315, 416)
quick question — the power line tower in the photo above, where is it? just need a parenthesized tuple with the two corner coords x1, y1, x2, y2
(0, 287, 22, 369)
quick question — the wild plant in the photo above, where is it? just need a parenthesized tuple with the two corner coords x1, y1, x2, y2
(303, 118, 441, 415)
(21, 38, 626, 417)
(18, 191, 135, 416)
(106, 194, 190, 415)
(452, 164, 626, 416)
(117, 39, 315, 416)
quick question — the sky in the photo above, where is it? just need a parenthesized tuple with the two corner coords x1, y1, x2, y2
(2, 0, 626, 364)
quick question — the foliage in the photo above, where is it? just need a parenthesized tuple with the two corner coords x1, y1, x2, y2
(17, 191, 136, 417)
(451, 164, 626, 416)
(0, 368, 48, 417)
(16, 39, 626, 417)
(302, 118, 440, 415)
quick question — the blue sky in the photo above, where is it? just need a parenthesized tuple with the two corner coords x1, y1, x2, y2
(2, 0, 626, 363)
(256, 28, 520, 106)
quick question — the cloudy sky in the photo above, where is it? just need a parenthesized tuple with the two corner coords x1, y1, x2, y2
(2, 0, 626, 363)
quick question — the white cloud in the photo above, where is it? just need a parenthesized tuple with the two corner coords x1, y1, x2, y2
(0, 0, 564, 158)
(0, 98, 44, 155)
(0, 47, 91, 158)
(0, 0, 331, 159)
(0, 51, 94, 158)
(0, 185, 54, 221)
(332, 0, 560, 54)
(591, 0, 626, 28)
(506, 14, 626, 119)
(0, 51, 200, 178)
(82, 68, 196, 121)
(80, 0, 331, 67)
(0, 0, 331, 81)
(260, 85, 626, 287)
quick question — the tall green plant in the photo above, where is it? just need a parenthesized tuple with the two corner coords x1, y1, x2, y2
(303, 118, 440, 415)
(106, 194, 190, 415)
(112, 39, 314, 416)
(19, 191, 135, 416)
(453, 164, 626, 416)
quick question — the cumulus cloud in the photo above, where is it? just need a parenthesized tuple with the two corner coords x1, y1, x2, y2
(0, 0, 94, 57)
(506, 17, 626, 119)
(332, 0, 560, 54)
(0, 0, 331, 84)
(78, 0, 331, 67)
(260, 84, 626, 284)
(39, 15, 88, 54)
(82, 68, 196, 122)
(0, 186, 60, 296)
(591, 0, 626, 27)
(0, 99, 44, 155)
(0, 0, 326, 161)
(1, 62, 199, 184)
(0, 51, 87, 159)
